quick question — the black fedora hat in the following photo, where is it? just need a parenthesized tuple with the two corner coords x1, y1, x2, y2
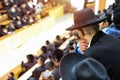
(66, 8, 106, 30)
(60, 53, 110, 80)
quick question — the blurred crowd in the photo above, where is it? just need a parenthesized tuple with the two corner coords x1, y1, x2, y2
(4, 0, 120, 80)
(15, 33, 81, 80)
(0, 0, 58, 37)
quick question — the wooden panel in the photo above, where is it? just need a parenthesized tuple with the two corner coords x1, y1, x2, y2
(99, 0, 106, 11)
(42, 5, 64, 19)
(86, 2, 95, 11)
(48, 5, 64, 19)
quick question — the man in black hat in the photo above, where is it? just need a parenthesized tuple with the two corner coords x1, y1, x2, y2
(60, 53, 110, 80)
(66, 8, 120, 80)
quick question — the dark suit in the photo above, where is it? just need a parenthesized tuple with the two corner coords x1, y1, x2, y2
(0, 27, 7, 37)
(85, 31, 120, 80)
(17, 0, 28, 6)
(2, 0, 12, 10)
(13, 0, 19, 5)
(32, 65, 46, 80)
(20, 7, 28, 16)
(52, 66, 61, 80)
(14, 20, 23, 29)
(7, 24, 15, 32)
(7, 8, 21, 20)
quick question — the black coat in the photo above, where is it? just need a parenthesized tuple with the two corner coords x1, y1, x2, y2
(17, 0, 28, 6)
(32, 65, 46, 80)
(2, 0, 12, 10)
(85, 31, 120, 80)
(7, 9, 21, 20)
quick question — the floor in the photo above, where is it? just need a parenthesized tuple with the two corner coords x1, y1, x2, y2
(0, 13, 73, 78)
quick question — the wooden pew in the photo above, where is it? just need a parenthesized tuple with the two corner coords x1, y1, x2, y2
(0, 1, 2, 9)
(0, 19, 12, 26)
(0, 14, 9, 22)
(0, 10, 7, 14)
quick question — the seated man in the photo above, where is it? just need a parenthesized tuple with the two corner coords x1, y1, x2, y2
(6, 72, 16, 80)
(2, 0, 12, 10)
(0, 25, 7, 37)
(31, 56, 46, 80)
(51, 49, 64, 80)
(21, 54, 36, 71)
(19, 54, 36, 77)
(7, 22, 16, 34)
(54, 35, 63, 48)
(7, 5, 21, 20)
(46, 40, 56, 54)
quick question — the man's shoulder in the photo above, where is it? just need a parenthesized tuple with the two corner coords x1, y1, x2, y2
(52, 67, 60, 80)
(85, 34, 120, 56)
(35, 66, 46, 71)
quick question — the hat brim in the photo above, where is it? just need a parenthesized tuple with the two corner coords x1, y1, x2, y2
(59, 53, 87, 80)
(66, 17, 107, 30)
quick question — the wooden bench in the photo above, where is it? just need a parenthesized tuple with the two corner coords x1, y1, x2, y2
(0, 1, 3, 9)
(0, 10, 7, 14)
(0, 14, 9, 22)
(0, 19, 12, 26)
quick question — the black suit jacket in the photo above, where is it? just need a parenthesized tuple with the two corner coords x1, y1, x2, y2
(85, 31, 120, 80)
(2, 0, 12, 10)
(8, 9, 21, 20)
(32, 65, 46, 80)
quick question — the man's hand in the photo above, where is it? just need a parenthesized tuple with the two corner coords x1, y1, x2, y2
(80, 39, 88, 54)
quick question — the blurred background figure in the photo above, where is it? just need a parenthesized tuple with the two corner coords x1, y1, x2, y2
(51, 49, 64, 80)
(0, 25, 7, 37)
(6, 72, 16, 80)
(19, 54, 36, 77)
(46, 40, 56, 55)
(54, 35, 63, 48)
(31, 56, 46, 80)
(21, 54, 36, 71)
(39, 61, 54, 80)
(7, 22, 16, 34)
